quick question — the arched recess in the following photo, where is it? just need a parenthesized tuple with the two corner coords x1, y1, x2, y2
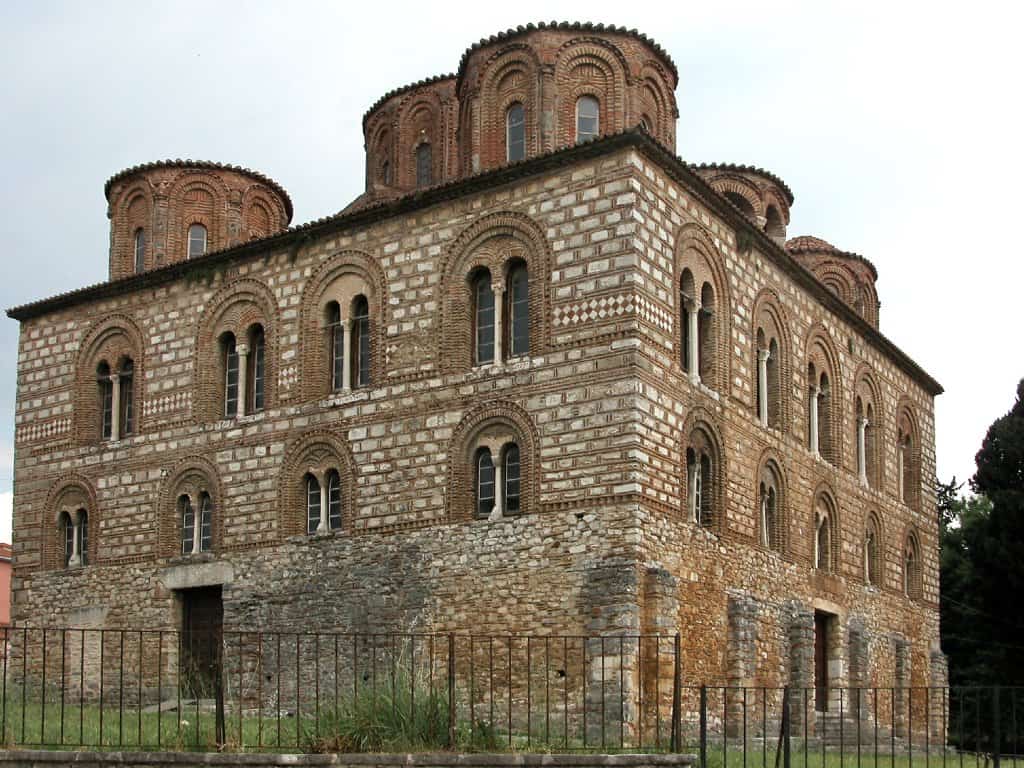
(168, 173, 228, 261)
(864, 510, 885, 587)
(397, 93, 444, 187)
(367, 122, 394, 188)
(299, 250, 387, 400)
(554, 38, 629, 146)
(674, 222, 732, 394)
(157, 456, 224, 558)
(114, 184, 153, 277)
(241, 186, 287, 241)
(896, 399, 922, 510)
(755, 449, 788, 556)
(194, 278, 279, 422)
(680, 408, 726, 534)
(438, 212, 551, 373)
(74, 314, 145, 445)
(638, 61, 678, 147)
(814, 262, 858, 306)
(469, 44, 542, 170)
(853, 364, 885, 489)
(751, 289, 792, 432)
(707, 174, 764, 221)
(42, 476, 98, 571)
(278, 430, 358, 538)
(447, 400, 540, 523)
(812, 482, 841, 573)
(804, 325, 844, 467)
(902, 525, 924, 600)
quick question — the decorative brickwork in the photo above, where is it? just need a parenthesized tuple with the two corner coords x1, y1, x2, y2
(277, 430, 358, 538)
(157, 456, 224, 559)
(73, 314, 145, 445)
(40, 476, 97, 572)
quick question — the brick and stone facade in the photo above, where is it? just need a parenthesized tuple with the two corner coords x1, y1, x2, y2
(7, 21, 943, 736)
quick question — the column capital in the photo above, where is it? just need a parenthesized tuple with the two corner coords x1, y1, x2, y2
(809, 384, 819, 396)
(236, 343, 249, 356)
(757, 348, 771, 363)
(859, 416, 870, 429)
(341, 318, 353, 332)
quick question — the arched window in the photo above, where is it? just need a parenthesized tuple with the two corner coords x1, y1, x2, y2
(134, 229, 145, 273)
(198, 493, 212, 552)
(856, 396, 879, 488)
(247, 325, 266, 413)
(60, 511, 74, 568)
(807, 364, 835, 464)
(475, 447, 495, 518)
(328, 302, 343, 391)
(415, 143, 432, 188)
(755, 329, 781, 429)
(686, 427, 717, 529)
(381, 160, 392, 186)
(865, 513, 882, 586)
(814, 495, 837, 573)
(897, 411, 919, 509)
(97, 362, 113, 440)
(326, 469, 342, 530)
(472, 270, 495, 365)
(181, 492, 213, 553)
(351, 296, 370, 388)
(187, 224, 207, 259)
(179, 494, 195, 554)
(221, 333, 239, 418)
(77, 510, 88, 566)
(506, 103, 526, 162)
(679, 269, 696, 375)
(759, 462, 783, 552)
(507, 263, 529, 357)
(698, 282, 717, 386)
(764, 206, 786, 242)
(119, 358, 134, 437)
(305, 474, 321, 534)
(576, 96, 600, 143)
(504, 443, 521, 515)
(904, 533, 922, 599)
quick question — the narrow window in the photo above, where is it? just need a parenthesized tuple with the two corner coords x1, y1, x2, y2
(60, 511, 74, 567)
(306, 474, 321, 534)
(473, 271, 495, 365)
(381, 160, 391, 186)
(508, 264, 529, 357)
(198, 493, 213, 552)
(351, 296, 370, 387)
(476, 448, 495, 518)
(187, 224, 207, 259)
(415, 143, 432, 188)
(119, 359, 134, 436)
(698, 282, 716, 386)
(816, 506, 832, 572)
(327, 469, 342, 530)
(248, 326, 265, 413)
(504, 444, 521, 515)
(506, 103, 526, 162)
(77, 510, 89, 566)
(865, 521, 880, 586)
(818, 373, 833, 464)
(767, 338, 780, 428)
(575, 96, 600, 143)
(180, 495, 195, 555)
(329, 303, 344, 391)
(223, 333, 239, 418)
(699, 453, 712, 527)
(134, 229, 145, 273)
(679, 269, 695, 374)
(97, 362, 113, 440)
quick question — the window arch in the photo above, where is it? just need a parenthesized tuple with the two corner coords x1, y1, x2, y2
(303, 467, 344, 535)
(903, 532, 922, 599)
(133, 228, 145, 273)
(97, 362, 113, 440)
(279, 432, 355, 537)
(328, 302, 344, 391)
(47, 480, 97, 570)
(57, 507, 89, 567)
(350, 295, 370, 388)
(814, 491, 839, 573)
(506, 262, 529, 358)
(75, 316, 145, 445)
(305, 473, 321, 534)
(180, 492, 213, 555)
(220, 332, 239, 418)
(755, 328, 782, 430)
(679, 269, 696, 375)
(685, 423, 720, 531)
(415, 143, 432, 188)
(575, 95, 600, 143)
(59, 511, 74, 568)
(758, 460, 785, 553)
(506, 103, 525, 162)
(472, 269, 495, 365)
(897, 406, 921, 510)
(475, 447, 496, 518)
(96, 357, 135, 441)
(187, 223, 207, 259)
(865, 512, 883, 586)
(245, 324, 266, 414)
(675, 225, 730, 393)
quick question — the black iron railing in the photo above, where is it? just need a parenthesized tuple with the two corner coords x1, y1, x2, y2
(0, 626, 1017, 763)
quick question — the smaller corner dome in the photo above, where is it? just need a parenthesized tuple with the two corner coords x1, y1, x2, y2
(785, 236, 877, 280)
(786, 235, 881, 328)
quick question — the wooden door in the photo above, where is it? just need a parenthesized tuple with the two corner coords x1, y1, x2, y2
(181, 587, 223, 698)
(814, 611, 829, 712)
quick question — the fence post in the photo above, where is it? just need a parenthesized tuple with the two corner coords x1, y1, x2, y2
(782, 686, 791, 768)
(700, 684, 708, 768)
(993, 686, 1001, 768)
(214, 631, 226, 748)
(447, 633, 456, 749)
(671, 633, 682, 752)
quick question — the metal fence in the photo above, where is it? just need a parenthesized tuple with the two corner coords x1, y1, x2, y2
(0, 627, 1019, 763)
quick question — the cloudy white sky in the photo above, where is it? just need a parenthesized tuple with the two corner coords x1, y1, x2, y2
(0, 0, 1020, 542)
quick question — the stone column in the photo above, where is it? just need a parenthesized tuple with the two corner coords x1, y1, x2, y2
(787, 606, 816, 735)
(858, 417, 869, 485)
(235, 343, 249, 418)
(341, 320, 352, 391)
(687, 300, 700, 384)
(493, 284, 505, 365)
(109, 373, 121, 442)
(894, 636, 910, 738)
(686, 461, 698, 522)
(67, 511, 81, 568)
(757, 348, 770, 426)
(727, 595, 759, 737)
(808, 385, 820, 456)
(929, 649, 949, 744)
(492, 456, 504, 519)
(317, 472, 329, 533)
(190, 495, 202, 555)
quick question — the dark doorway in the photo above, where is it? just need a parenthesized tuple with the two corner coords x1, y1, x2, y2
(180, 586, 223, 698)
(814, 611, 831, 712)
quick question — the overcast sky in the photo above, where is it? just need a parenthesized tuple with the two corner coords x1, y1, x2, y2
(0, 0, 1020, 542)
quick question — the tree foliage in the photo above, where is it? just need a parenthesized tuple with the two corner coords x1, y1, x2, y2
(940, 379, 1024, 686)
